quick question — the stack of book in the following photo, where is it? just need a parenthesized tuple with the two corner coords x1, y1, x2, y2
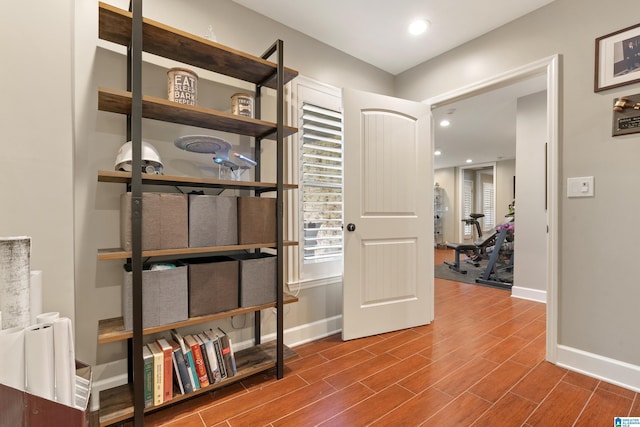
(142, 328, 237, 408)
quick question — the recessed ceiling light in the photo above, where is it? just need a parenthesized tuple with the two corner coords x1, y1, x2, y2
(439, 119, 450, 127)
(466, 159, 473, 163)
(408, 19, 429, 36)
(434, 150, 442, 156)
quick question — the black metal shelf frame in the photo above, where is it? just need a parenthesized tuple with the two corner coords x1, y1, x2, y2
(122, 1, 288, 426)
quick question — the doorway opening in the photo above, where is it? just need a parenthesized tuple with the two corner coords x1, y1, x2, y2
(427, 55, 559, 363)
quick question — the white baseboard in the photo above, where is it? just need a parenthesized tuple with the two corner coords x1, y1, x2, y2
(255, 315, 343, 348)
(284, 315, 342, 347)
(556, 344, 640, 393)
(511, 286, 546, 303)
(90, 373, 127, 412)
(90, 315, 343, 412)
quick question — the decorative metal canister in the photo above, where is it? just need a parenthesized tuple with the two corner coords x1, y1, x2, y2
(167, 67, 198, 106)
(231, 93, 254, 118)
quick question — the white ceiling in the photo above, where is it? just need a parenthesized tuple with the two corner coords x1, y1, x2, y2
(233, 0, 552, 169)
(432, 75, 547, 169)
(232, 0, 555, 75)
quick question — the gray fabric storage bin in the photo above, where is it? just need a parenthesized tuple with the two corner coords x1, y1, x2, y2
(120, 192, 188, 251)
(184, 256, 239, 317)
(232, 253, 276, 307)
(122, 263, 188, 331)
(188, 195, 237, 248)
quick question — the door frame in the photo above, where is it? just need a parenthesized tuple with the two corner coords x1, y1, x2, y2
(425, 55, 559, 364)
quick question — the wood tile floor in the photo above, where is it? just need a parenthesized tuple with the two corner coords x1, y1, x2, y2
(103, 249, 640, 426)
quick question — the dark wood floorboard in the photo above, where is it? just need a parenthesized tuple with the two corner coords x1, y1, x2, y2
(93, 249, 640, 426)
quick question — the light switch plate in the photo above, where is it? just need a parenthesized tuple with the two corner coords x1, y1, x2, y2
(567, 176, 594, 197)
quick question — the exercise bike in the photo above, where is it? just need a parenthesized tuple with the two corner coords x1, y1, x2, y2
(475, 219, 515, 290)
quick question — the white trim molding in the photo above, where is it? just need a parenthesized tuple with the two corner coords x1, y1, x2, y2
(251, 315, 342, 349)
(283, 315, 343, 348)
(511, 286, 546, 303)
(91, 373, 127, 412)
(285, 75, 343, 287)
(287, 274, 343, 292)
(556, 345, 640, 393)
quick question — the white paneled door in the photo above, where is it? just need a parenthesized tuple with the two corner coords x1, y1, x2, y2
(342, 88, 433, 341)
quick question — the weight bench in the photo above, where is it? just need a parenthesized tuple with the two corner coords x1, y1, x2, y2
(444, 229, 500, 274)
(444, 242, 479, 274)
(443, 213, 486, 274)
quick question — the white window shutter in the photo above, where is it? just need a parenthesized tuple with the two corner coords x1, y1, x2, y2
(463, 179, 473, 237)
(301, 103, 343, 264)
(482, 181, 494, 229)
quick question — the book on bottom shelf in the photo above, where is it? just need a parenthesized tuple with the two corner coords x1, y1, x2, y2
(197, 332, 222, 384)
(216, 328, 237, 377)
(184, 334, 210, 388)
(193, 334, 216, 385)
(227, 337, 237, 377)
(170, 329, 200, 391)
(142, 345, 153, 408)
(168, 339, 192, 394)
(204, 329, 227, 380)
(146, 341, 164, 406)
(156, 338, 174, 403)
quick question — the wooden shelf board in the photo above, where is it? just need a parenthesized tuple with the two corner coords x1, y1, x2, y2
(98, 294, 299, 344)
(98, 87, 297, 139)
(97, 170, 297, 191)
(98, 341, 297, 427)
(97, 242, 297, 261)
(98, 2, 298, 89)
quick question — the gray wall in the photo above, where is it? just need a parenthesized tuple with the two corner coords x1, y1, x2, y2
(396, 0, 640, 368)
(138, 0, 395, 97)
(0, 1, 75, 322)
(495, 159, 516, 221)
(514, 92, 547, 294)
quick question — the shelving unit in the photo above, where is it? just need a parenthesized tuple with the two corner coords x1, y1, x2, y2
(434, 184, 444, 248)
(96, 2, 298, 426)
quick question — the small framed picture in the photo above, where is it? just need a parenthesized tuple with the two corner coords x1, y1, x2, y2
(595, 23, 640, 92)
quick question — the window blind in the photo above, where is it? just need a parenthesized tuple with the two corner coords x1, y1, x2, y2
(482, 181, 495, 230)
(463, 179, 473, 237)
(301, 103, 343, 263)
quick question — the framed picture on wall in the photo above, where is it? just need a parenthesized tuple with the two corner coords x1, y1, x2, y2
(595, 23, 640, 92)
